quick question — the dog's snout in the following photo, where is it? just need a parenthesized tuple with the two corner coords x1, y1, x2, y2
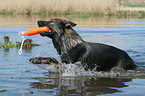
(37, 21, 42, 27)
(37, 21, 48, 27)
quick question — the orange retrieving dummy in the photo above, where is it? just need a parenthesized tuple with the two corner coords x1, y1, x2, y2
(22, 26, 50, 36)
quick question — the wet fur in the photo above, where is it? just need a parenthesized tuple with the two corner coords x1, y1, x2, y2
(30, 18, 136, 71)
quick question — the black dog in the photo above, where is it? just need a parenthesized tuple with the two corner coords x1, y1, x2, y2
(30, 18, 136, 71)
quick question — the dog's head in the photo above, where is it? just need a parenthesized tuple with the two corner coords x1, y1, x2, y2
(37, 18, 77, 38)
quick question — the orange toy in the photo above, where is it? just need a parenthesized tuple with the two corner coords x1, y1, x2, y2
(22, 26, 50, 36)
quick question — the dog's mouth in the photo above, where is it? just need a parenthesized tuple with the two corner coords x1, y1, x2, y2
(37, 20, 60, 37)
(39, 26, 51, 36)
(40, 31, 50, 36)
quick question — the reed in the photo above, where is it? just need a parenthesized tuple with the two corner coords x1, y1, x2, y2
(0, 0, 119, 15)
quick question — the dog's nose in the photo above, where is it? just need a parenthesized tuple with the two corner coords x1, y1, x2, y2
(37, 21, 42, 27)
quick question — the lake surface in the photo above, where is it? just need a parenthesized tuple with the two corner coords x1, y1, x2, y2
(0, 15, 145, 96)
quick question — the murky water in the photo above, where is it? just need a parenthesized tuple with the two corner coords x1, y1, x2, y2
(1, 15, 145, 96)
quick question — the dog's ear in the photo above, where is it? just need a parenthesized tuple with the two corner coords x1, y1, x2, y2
(62, 20, 77, 28)
(66, 21, 77, 27)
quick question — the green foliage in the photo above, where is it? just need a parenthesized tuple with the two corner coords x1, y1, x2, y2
(0, 36, 40, 49)
(38, 11, 48, 16)
(0, 36, 15, 48)
(121, 0, 145, 8)
(16, 39, 40, 49)
(0, 41, 15, 48)
(69, 12, 91, 19)
(124, 4, 145, 8)
(0, 90, 8, 92)
(0, 9, 16, 15)
(107, 11, 115, 17)
(138, 10, 145, 14)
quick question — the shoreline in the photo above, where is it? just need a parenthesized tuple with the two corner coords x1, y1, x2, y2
(0, 0, 145, 17)
(0, 7, 145, 18)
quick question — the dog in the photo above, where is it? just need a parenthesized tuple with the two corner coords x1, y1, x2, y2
(30, 18, 136, 71)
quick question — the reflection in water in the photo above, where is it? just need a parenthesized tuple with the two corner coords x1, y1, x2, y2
(0, 15, 123, 26)
(30, 72, 59, 95)
(2, 48, 10, 58)
(30, 72, 131, 96)
(3, 48, 9, 53)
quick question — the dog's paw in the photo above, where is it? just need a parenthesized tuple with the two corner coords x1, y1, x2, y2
(29, 57, 59, 65)
(29, 57, 41, 64)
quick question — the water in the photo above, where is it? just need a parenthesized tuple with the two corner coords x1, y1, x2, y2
(0, 15, 145, 96)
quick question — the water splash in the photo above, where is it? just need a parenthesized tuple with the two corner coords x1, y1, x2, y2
(59, 63, 125, 78)
(59, 62, 94, 77)
(35, 61, 145, 78)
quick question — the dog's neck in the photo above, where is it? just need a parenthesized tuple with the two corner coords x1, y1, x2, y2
(52, 28, 84, 55)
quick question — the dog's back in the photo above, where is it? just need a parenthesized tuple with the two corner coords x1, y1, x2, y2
(76, 42, 136, 71)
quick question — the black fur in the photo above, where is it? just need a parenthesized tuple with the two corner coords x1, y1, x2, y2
(31, 18, 136, 71)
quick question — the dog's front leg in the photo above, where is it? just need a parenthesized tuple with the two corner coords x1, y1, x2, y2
(60, 53, 70, 64)
(29, 57, 59, 65)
